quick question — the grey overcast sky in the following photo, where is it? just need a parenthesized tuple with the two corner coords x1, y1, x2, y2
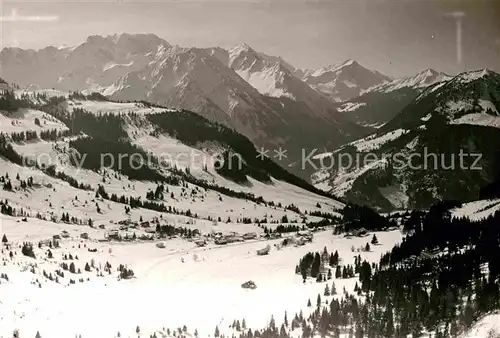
(1, 0, 499, 77)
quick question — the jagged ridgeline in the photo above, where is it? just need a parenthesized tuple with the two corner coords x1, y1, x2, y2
(0, 90, 31, 113)
(35, 94, 331, 198)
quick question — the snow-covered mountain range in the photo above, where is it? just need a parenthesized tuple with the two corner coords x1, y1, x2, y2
(362, 68, 452, 95)
(312, 68, 500, 210)
(0, 33, 400, 169)
(3, 33, 500, 198)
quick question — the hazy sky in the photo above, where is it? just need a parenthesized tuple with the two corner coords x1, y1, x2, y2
(1, 0, 499, 77)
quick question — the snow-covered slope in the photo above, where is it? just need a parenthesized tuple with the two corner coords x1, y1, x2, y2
(461, 312, 500, 338)
(0, 211, 402, 338)
(345, 128, 408, 152)
(0, 109, 68, 134)
(0, 88, 411, 338)
(1, 92, 343, 214)
(451, 198, 500, 221)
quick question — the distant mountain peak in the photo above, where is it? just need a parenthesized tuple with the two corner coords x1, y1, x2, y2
(413, 68, 450, 81)
(341, 59, 357, 67)
(418, 68, 438, 76)
(85, 34, 108, 44)
(303, 60, 390, 101)
(230, 42, 254, 54)
(317, 59, 362, 74)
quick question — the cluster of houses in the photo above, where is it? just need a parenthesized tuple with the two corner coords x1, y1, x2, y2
(210, 231, 258, 245)
(89, 217, 317, 252)
(46, 230, 70, 243)
(115, 219, 151, 230)
(279, 230, 314, 248)
(190, 231, 260, 247)
(103, 229, 154, 242)
(100, 219, 159, 242)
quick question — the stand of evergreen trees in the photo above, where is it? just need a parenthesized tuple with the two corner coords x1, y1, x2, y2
(0, 133, 23, 165)
(68, 91, 108, 102)
(155, 224, 200, 238)
(0, 90, 30, 113)
(8, 129, 71, 143)
(335, 203, 396, 233)
(96, 184, 199, 218)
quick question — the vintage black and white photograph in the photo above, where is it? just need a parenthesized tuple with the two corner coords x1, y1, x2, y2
(0, 0, 500, 337)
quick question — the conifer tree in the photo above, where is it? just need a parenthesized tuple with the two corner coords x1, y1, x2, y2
(335, 265, 341, 278)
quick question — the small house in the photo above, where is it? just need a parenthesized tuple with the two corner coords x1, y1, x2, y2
(106, 230, 120, 240)
(241, 280, 257, 289)
(195, 239, 207, 247)
(243, 232, 257, 240)
(41, 239, 52, 246)
(294, 237, 306, 246)
(215, 237, 228, 245)
(225, 234, 238, 243)
(257, 245, 271, 256)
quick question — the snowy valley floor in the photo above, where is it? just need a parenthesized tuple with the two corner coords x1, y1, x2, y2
(0, 215, 403, 338)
